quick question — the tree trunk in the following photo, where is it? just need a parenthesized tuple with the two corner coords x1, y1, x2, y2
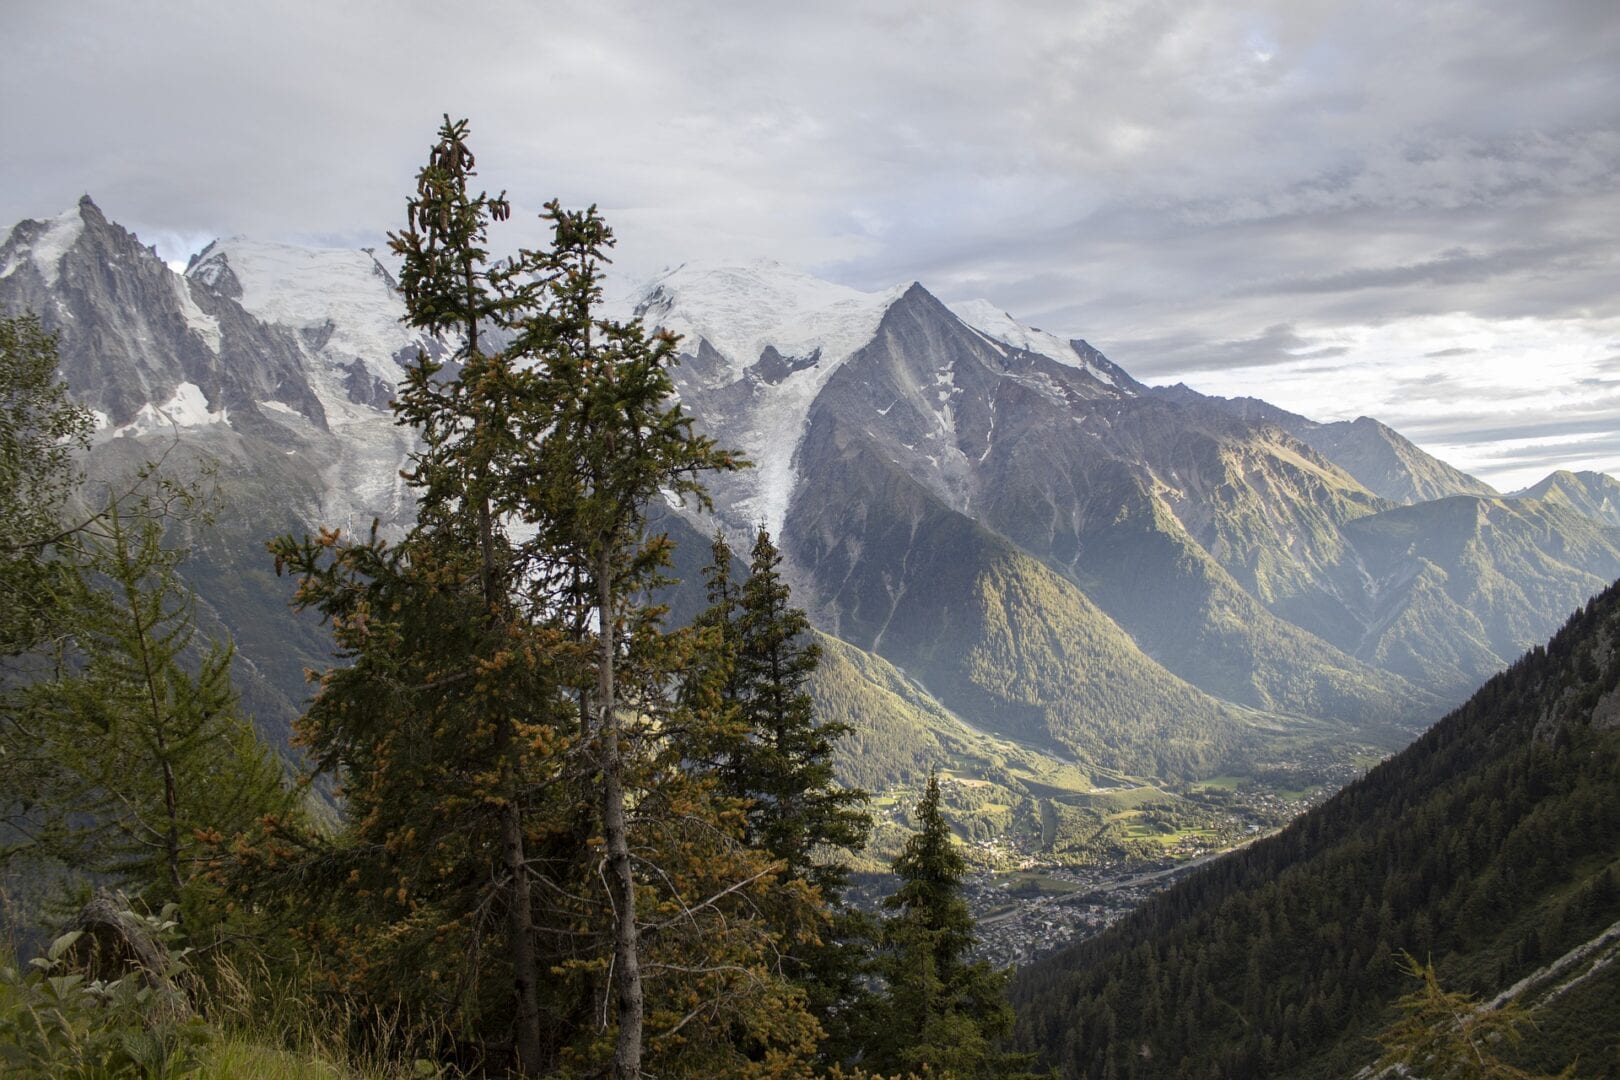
(503, 792, 544, 1073)
(599, 550, 644, 1079)
(478, 493, 544, 1075)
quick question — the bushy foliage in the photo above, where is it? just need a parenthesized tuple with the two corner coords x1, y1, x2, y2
(0, 907, 208, 1079)
(0, 312, 91, 656)
(1373, 954, 1575, 1080)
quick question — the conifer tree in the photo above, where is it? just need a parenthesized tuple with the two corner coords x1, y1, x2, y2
(4, 489, 289, 910)
(865, 773, 1031, 1078)
(688, 528, 875, 1057)
(508, 193, 754, 1080)
(273, 118, 822, 1078)
(0, 312, 91, 656)
(731, 528, 869, 895)
(1374, 955, 1575, 1079)
(270, 117, 566, 1072)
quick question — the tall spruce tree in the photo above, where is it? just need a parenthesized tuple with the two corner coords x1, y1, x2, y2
(508, 195, 757, 1080)
(732, 528, 869, 895)
(865, 773, 1031, 1078)
(687, 527, 873, 1061)
(272, 117, 561, 1071)
(272, 118, 824, 1078)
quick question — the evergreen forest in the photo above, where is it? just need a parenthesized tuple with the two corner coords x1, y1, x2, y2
(1011, 579, 1620, 1077)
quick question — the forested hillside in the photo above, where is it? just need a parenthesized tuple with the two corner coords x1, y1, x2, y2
(1011, 577, 1620, 1078)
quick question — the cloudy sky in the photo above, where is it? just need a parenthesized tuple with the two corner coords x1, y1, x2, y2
(4, 0, 1617, 489)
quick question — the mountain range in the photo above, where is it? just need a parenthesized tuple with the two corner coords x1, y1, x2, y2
(4, 197, 1619, 849)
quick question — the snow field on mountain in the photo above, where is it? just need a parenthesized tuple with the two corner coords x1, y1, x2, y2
(188, 239, 422, 531)
(948, 298, 1118, 387)
(191, 239, 419, 377)
(633, 260, 910, 535)
(0, 206, 85, 285)
(636, 260, 907, 383)
(109, 382, 228, 438)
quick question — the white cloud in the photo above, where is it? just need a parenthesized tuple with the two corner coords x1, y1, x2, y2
(3, 0, 1617, 485)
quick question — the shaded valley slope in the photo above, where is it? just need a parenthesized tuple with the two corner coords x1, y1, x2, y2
(1011, 577, 1620, 1077)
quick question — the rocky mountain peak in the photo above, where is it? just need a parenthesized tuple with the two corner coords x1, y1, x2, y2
(1511, 469, 1620, 527)
(1, 197, 327, 434)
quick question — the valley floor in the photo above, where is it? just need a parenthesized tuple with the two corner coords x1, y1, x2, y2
(854, 759, 1370, 969)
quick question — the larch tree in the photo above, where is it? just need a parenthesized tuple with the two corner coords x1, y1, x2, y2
(1374, 955, 1576, 1080)
(0, 315, 286, 925)
(8, 490, 289, 911)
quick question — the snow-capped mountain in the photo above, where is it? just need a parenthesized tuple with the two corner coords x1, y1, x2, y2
(6, 198, 1620, 790)
(184, 237, 438, 528)
(626, 260, 912, 535)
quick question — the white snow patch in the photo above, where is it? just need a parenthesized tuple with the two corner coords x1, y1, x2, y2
(110, 382, 227, 438)
(632, 260, 905, 384)
(626, 260, 908, 536)
(171, 276, 221, 353)
(948, 298, 1119, 388)
(22, 207, 85, 287)
(91, 409, 110, 431)
(188, 238, 420, 375)
(257, 399, 304, 418)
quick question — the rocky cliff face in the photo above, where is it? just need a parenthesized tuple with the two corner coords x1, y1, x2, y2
(0, 200, 426, 744)
(0, 198, 324, 439)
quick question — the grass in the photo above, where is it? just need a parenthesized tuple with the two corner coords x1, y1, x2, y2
(201, 1037, 349, 1078)
(993, 871, 1083, 896)
(195, 950, 468, 1080)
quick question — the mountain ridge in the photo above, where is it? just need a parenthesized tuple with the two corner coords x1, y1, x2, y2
(5, 197, 1618, 843)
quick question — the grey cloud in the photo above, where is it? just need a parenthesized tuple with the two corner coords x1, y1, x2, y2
(1104, 323, 1352, 378)
(1237, 243, 1598, 298)
(1384, 378, 1559, 406)
(1468, 437, 1620, 479)
(3, 0, 1619, 488)
(1398, 405, 1620, 445)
